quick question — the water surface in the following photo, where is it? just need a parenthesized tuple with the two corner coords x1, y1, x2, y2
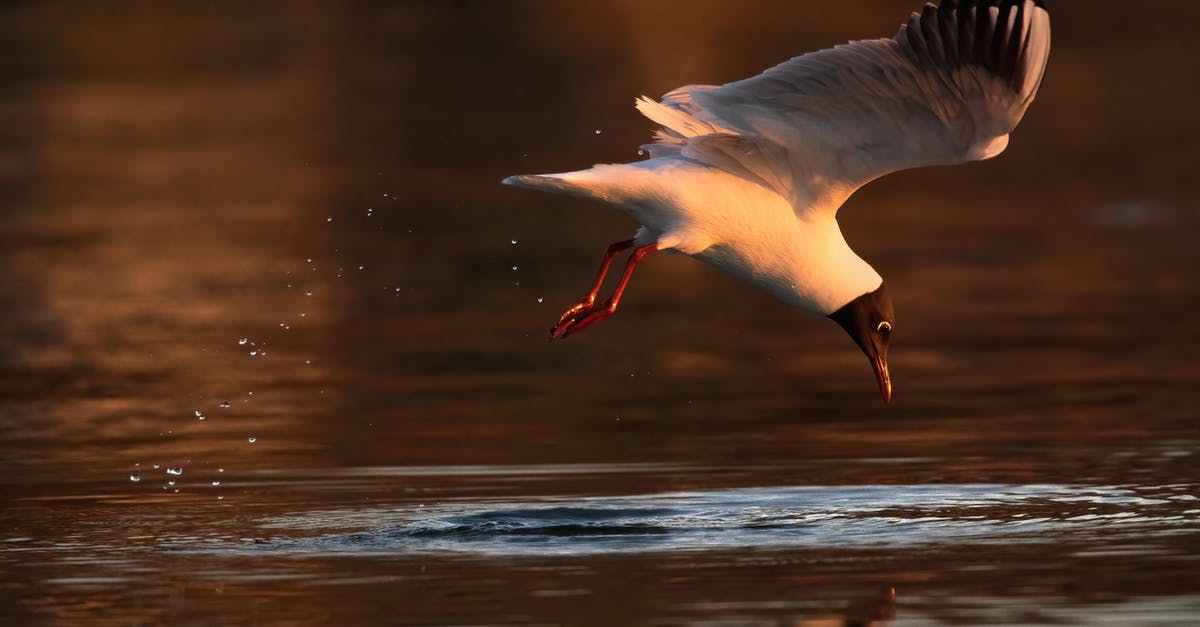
(2, 1, 1199, 625)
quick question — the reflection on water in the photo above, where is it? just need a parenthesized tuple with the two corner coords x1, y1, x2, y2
(1, 0, 1199, 625)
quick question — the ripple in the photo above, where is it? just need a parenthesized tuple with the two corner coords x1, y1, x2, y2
(230, 483, 1198, 556)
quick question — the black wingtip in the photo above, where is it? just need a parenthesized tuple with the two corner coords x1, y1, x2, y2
(915, 0, 1049, 84)
(941, 0, 1047, 10)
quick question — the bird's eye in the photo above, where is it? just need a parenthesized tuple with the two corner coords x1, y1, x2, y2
(877, 321, 892, 334)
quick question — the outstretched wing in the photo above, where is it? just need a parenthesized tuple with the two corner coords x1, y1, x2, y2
(638, 0, 1051, 212)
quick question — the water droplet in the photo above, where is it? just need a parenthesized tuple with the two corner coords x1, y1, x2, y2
(511, 265, 518, 271)
(595, 128, 602, 135)
(167, 480, 176, 486)
(249, 350, 258, 356)
(326, 216, 333, 223)
(537, 297, 544, 303)
(514, 281, 520, 286)
(219, 401, 230, 409)
(129, 474, 141, 482)
(367, 208, 374, 215)
(194, 410, 205, 421)
(212, 480, 221, 487)
(217, 495, 225, 500)
(173, 488, 179, 493)
(218, 468, 224, 472)
(152, 464, 161, 470)
(166, 467, 183, 476)
(248, 437, 257, 443)
(511, 239, 518, 245)
(637, 149, 645, 156)
(238, 338, 248, 345)
(304, 360, 311, 365)
(306, 258, 313, 263)
(357, 265, 364, 270)
(305, 289, 313, 296)
(134, 462, 140, 467)
(300, 313, 307, 317)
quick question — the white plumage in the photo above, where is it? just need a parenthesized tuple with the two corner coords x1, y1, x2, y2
(504, 0, 1051, 401)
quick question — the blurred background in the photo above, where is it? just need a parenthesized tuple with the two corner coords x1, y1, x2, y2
(1, 1, 1197, 625)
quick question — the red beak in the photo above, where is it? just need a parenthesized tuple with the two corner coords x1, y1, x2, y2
(871, 354, 892, 405)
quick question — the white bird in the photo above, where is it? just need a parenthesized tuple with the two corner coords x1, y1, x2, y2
(504, 0, 1051, 404)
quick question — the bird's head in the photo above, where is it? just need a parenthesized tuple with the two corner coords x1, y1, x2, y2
(827, 284, 894, 404)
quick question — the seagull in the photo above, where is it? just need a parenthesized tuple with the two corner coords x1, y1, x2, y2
(503, 0, 1051, 404)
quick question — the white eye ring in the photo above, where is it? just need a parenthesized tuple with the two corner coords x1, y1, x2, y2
(877, 321, 892, 333)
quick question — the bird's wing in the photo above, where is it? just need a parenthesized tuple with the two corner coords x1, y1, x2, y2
(637, 0, 1051, 213)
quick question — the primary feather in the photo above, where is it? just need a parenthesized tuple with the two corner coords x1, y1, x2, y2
(648, 0, 1052, 211)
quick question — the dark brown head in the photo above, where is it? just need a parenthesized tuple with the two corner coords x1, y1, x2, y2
(827, 284, 895, 404)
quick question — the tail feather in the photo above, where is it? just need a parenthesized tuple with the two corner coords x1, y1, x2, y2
(501, 172, 606, 202)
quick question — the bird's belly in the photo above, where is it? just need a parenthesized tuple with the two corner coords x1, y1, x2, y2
(691, 213, 876, 316)
(610, 163, 873, 314)
(694, 243, 829, 315)
(621, 166, 797, 254)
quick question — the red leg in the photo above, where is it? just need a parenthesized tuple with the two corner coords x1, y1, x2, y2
(550, 243, 657, 340)
(550, 239, 633, 335)
(584, 239, 636, 303)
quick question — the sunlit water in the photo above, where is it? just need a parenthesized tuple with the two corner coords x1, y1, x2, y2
(2, 1, 1200, 625)
(6, 463, 1199, 624)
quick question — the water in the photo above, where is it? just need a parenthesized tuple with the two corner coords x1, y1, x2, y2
(5, 466, 1198, 625)
(261, 481, 1192, 556)
(2, 1, 1200, 625)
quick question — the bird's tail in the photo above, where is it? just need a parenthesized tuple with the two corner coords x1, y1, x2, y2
(501, 167, 625, 203)
(502, 173, 589, 197)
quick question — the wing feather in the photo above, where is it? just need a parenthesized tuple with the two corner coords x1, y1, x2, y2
(637, 0, 1051, 213)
